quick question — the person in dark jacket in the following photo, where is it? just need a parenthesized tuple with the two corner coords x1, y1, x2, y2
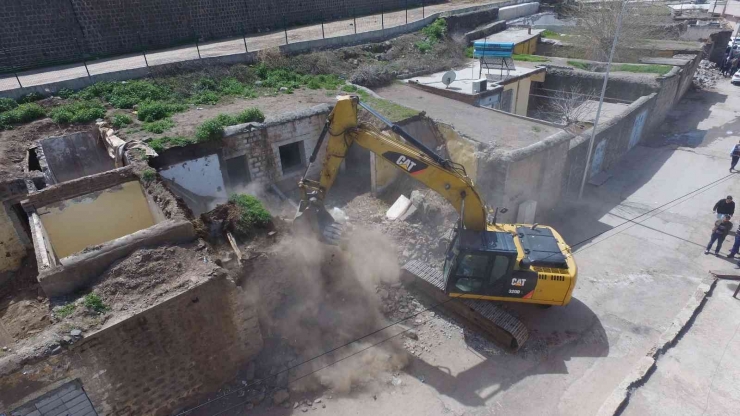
(706, 215, 733, 255)
(727, 223, 740, 259)
(713, 196, 735, 220)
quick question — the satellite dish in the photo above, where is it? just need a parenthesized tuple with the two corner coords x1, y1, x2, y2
(442, 71, 456, 88)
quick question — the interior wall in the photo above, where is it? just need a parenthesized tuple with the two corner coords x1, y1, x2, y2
(437, 123, 479, 182)
(37, 181, 156, 258)
(158, 154, 228, 215)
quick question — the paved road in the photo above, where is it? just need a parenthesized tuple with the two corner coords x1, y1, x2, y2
(0, 0, 500, 93)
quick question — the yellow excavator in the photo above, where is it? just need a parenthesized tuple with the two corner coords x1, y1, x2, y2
(294, 96, 577, 350)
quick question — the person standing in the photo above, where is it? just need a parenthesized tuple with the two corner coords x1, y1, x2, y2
(731, 141, 740, 172)
(713, 195, 735, 220)
(706, 215, 733, 255)
(727, 223, 740, 258)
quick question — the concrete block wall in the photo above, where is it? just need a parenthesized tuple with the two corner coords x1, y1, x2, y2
(0, 275, 263, 415)
(223, 104, 331, 184)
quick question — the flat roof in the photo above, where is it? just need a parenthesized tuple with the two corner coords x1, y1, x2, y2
(406, 60, 543, 96)
(476, 28, 544, 45)
(375, 83, 562, 151)
(574, 100, 631, 124)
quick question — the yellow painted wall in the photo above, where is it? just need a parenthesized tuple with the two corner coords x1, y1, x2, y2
(0, 204, 27, 272)
(513, 38, 538, 55)
(437, 124, 478, 183)
(38, 181, 156, 258)
(515, 77, 532, 116)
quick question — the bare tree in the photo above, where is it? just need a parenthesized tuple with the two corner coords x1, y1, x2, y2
(544, 84, 599, 126)
(563, 0, 674, 61)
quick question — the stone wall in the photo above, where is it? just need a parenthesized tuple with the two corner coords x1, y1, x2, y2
(222, 104, 331, 185)
(0, 275, 263, 415)
(0, 0, 435, 71)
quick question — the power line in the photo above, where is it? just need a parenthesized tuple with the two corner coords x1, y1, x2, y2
(186, 171, 737, 416)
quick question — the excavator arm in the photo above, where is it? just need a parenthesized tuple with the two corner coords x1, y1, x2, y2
(295, 95, 488, 235)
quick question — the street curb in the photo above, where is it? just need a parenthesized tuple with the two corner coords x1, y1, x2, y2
(595, 276, 718, 416)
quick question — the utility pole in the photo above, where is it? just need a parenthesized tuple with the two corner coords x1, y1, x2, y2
(578, 0, 628, 200)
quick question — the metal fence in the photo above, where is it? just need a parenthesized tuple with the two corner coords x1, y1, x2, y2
(0, 0, 435, 86)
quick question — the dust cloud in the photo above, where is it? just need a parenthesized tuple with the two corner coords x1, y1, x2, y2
(251, 227, 409, 394)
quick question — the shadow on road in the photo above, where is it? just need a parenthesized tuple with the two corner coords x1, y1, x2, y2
(401, 297, 608, 407)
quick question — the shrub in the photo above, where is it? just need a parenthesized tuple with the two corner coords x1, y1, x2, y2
(148, 136, 194, 152)
(56, 303, 76, 318)
(341, 84, 358, 93)
(0, 103, 46, 129)
(142, 118, 175, 134)
(107, 80, 172, 108)
(83, 293, 109, 313)
(218, 77, 246, 95)
(416, 40, 433, 54)
(0, 97, 18, 113)
(136, 101, 186, 122)
(49, 101, 106, 124)
(191, 91, 220, 105)
(111, 114, 132, 129)
(422, 18, 447, 43)
(141, 168, 156, 182)
(17, 92, 44, 103)
(195, 119, 226, 142)
(230, 194, 271, 234)
(57, 88, 75, 99)
(465, 46, 474, 59)
(236, 107, 265, 123)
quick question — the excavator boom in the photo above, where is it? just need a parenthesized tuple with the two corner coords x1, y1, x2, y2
(294, 95, 577, 351)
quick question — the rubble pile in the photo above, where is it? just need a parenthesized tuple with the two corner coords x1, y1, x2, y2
(693, 59, 721, 89)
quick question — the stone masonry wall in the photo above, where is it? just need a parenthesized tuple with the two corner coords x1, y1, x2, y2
(223, 104, 331, 185)
(0, 275, 263, 415)
(0, 0, 434, 72)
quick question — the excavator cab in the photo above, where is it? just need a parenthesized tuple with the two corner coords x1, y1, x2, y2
(443, 229, 538, 300)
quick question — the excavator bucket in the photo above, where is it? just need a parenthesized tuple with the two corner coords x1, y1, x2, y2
(292, 197, 342, 245)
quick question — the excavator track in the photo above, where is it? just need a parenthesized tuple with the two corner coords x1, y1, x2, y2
(401, 260, 529, 351)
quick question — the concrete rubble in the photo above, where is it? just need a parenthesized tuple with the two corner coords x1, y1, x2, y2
(694, 59, 721, 89)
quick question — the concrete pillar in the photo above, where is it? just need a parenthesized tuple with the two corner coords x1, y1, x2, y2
(516, 200, 537, 224)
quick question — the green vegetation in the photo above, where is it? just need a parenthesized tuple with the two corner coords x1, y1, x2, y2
(567, 60, 672, 75)
(136, 101, 187, 122)
(417, 18, 448, 54)
(614, 63, 672, 75)
(195, 108, 265, 142)
(532, 125, 542, 133)
(83, 293, 109, 313)
(513, 54, 549, 62)
(78, 80, 172, 109)
(0, 97, 17, 113)
(57, 88, 75, 99)
(142, 118, 175, 134)
(18, 92, 43, 103)
(567, 60, 591, 71)
(56, 303, 77, 318)
(191, 90, 220, 105)
(422, 18, 447, 42)
(465, 46, 474, 59)
(49, 101, 106, 124)
(540, 29, 563, 39)
(111, 114, 132, 129)
(341, 84, 358, 93)
(0, 103, 46, 129)
(147, 136, 195, 152)
(255, 64, 344, 90)
(230, 194, 271, 234)
(141, 168, 156, 182)
(356, 89, 419, 122)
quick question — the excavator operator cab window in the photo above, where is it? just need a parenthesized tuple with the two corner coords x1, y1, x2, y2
(443, 230, 518, 297)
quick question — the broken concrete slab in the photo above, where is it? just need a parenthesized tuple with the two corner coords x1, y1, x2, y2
(387, 195, 411, 220)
